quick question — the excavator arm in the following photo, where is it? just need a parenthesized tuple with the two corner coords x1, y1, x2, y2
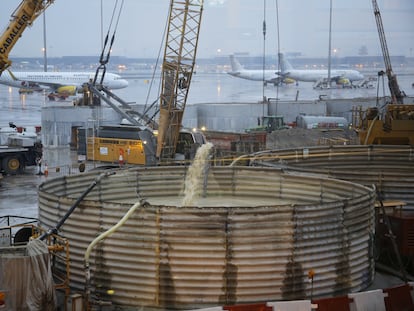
(0, 0, 54, 74)
(156, 0, 204, 161)
(356, 1, 413, 145)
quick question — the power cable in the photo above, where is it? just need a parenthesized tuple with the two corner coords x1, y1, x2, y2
(143, 4, 171, 118)
(275, 0, 280, 100)
(261, 0, 267, 120)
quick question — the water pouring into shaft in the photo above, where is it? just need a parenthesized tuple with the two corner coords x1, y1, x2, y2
(182, 142, 214, 206)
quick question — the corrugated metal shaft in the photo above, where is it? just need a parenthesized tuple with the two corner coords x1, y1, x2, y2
(248, 145, 414, 207)
(38, 166, 375, 309)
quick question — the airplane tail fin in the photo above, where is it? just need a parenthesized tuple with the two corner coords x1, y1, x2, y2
(6, 69, 18, 81)
(278, 53, 293, 73)
(229, 55, 244, 72)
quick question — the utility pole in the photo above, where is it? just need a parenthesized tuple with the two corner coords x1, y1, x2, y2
(42, 11, 47, 72)
(327, 0, 332, 88)
(262, 0, 267, 118)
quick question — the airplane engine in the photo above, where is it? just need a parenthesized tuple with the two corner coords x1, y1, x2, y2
(48, 85, 79, 100)
(55, 85, 78, 97)
(283, 77, 296, 84)
(335, 77, 350, 85)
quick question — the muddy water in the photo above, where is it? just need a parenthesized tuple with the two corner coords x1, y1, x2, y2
(149, 195, 293, 208)
(182, 142, 214, 206)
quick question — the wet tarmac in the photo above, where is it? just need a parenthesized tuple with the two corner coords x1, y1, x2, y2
(1, 70, 414, 129)
(0, 145, 96, 221)
(0, 169, 43, 219)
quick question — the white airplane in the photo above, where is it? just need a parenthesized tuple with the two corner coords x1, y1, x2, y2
(0, 70, 129, 100)
(279, 53, 364, 86)
(227, 55, 294, 86)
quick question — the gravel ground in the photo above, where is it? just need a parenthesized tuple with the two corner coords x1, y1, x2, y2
(266, 128, 359, 149)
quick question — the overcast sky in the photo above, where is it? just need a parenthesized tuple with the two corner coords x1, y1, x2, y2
(1, 0, 413, 59)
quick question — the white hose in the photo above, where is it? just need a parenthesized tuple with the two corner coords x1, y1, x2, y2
(364, 114, 379, 145)
(84, 199, 146, 305)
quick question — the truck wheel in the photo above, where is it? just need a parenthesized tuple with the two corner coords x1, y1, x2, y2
(2, 156, 22, 175)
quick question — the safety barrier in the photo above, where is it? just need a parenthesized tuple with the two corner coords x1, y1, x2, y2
(187, 282, 414, 311)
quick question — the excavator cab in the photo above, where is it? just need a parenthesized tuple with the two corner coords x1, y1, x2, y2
(246, 115, 288, 133)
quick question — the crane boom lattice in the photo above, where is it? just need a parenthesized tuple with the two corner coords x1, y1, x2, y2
(0, 0, 55, 74)
(156, 0, 204, 161)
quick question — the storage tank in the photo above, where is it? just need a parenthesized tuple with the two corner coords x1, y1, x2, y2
(247, 145, 414, 208)
(296, 115, 348, 129)
(38, 166, 375, 309)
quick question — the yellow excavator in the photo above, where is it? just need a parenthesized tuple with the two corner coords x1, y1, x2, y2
(356, 0, 414, 145)
(0, 0, 54, 75)
(83, 0, 205, 166)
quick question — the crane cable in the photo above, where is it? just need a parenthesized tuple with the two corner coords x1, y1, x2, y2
(275, 0, 280, 99)
(93, 0, 125, 86)
(142, 4, 172, 122)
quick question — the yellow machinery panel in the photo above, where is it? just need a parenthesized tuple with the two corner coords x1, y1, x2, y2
(357, 104, 414, 145)
(87, 137, 146, 165)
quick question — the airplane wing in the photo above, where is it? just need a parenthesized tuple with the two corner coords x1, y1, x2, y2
(24, 80, 81, 91)
(266, 76, 283, 85)
(8, 70, 81, 98)
(271, 72, 295, 85)
(275, 71, 294, 79)
(11, 73, 81, 90)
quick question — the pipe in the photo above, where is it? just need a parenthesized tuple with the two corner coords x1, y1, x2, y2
(363, 114, 379, 145)
(39, 171, 116, 240)
(84, 198, 147, 308)
(229, 154, 250, 166)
